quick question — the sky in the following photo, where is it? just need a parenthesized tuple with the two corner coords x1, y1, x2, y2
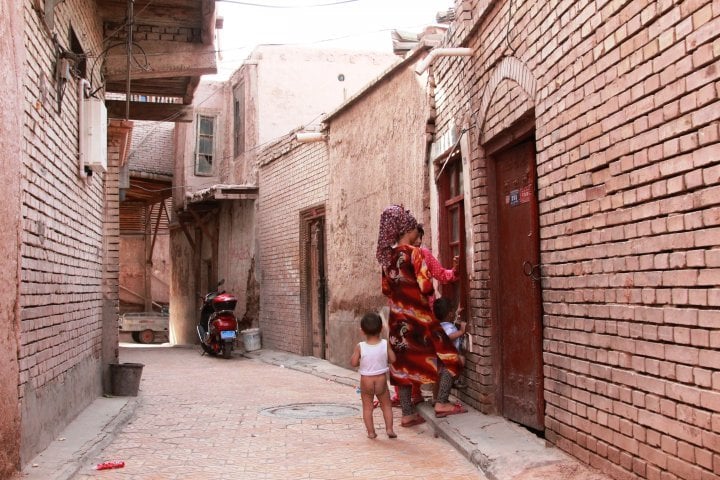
(213, 0, 454, 79)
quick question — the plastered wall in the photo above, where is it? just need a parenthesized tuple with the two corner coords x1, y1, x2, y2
(324, 65, 432, 367)
(0, 0, 24, 475)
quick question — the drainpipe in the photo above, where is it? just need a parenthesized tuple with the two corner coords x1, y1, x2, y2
(296, 132, 327, 143)
(414, 47, 473, 74)
(77, 77, 90, 182)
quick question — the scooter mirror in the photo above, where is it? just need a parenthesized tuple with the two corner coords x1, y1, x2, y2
(217, 279, 225, 288)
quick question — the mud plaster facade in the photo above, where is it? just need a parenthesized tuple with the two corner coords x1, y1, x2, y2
(323, 60, 433, 367)
(0, 0, 122, 471)
(430, 1, 720, 479)
(0, 0, 24, 475)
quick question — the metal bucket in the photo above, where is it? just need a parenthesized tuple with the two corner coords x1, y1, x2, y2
(110, 363, 144, 396)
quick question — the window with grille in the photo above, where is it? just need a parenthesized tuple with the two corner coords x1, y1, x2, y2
(195, 114, 215, 175)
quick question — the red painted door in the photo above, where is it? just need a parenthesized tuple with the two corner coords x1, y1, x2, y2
(493, 138, 544, 431)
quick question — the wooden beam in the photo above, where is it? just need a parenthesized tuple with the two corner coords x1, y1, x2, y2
(177, 216, 197, 252)
(184, 76, 201, 104)
(144, 203, 155, 311)
(99, 1, 202, 28)
(106, 100, 193, 122)
(104, 41, 217, 81)
(189, 209, 217, 244)
(201, 0, 216, 45)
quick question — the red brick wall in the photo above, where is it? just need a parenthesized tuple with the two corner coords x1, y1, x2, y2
(19, 0, 112, 464)
(257, 135, 328, 353)
(433, 1, 720, 479)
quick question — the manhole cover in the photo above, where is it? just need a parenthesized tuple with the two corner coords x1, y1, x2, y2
(260, 402, 360, 419)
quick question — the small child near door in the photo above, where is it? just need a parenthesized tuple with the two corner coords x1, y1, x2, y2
(433, 297, 467, 394)
(350, 312, 397, 439)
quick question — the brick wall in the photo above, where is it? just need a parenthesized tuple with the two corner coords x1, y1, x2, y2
(128, 121, 174, 176)
(257, 134, 328, 354)
(19, 0, 109, 463)
(432, 1, 720, 479)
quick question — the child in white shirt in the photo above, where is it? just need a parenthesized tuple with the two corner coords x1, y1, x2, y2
(350, 312, 397, 439)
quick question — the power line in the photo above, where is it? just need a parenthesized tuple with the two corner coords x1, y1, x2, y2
(216, 0, 361, 7)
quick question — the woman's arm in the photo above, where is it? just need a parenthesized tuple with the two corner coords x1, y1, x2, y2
(350, 343, 361, 368)
(421, 248, 457, 283)
(386, 341, 396, 364)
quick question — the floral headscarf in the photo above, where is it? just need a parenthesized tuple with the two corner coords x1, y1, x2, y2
(376, 204, 418, 268)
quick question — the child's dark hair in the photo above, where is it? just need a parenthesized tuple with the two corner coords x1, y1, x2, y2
(433, 297, 453, 322)
(360, 312, 383, 335)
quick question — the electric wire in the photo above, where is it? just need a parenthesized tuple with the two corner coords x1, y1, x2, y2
(216, 0, 362, 7)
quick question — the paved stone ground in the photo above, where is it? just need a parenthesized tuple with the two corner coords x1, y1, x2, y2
(72, 345, 485, 480)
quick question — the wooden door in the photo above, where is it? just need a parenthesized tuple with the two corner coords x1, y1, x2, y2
(492, 138, 544, 431)
(308, 217, 327, 358)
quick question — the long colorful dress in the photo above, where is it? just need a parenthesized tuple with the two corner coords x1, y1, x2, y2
(382, 244, 462, 386)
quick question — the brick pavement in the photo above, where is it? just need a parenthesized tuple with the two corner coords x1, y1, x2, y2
(72, 345, 485, 480)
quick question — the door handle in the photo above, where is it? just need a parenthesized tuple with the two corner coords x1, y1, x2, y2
(522, 261, 541, 281)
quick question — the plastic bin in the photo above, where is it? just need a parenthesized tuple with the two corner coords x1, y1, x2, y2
(241, 328, 261, 352)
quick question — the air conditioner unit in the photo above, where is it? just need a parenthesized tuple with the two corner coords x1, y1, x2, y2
(83, 98, 107, 172)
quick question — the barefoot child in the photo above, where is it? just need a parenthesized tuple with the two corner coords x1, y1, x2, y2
(350, 312, 397, 439)
(431, 297, 468, 401)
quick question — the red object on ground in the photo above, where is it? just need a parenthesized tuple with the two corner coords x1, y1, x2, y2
(95, 461, 125, 470)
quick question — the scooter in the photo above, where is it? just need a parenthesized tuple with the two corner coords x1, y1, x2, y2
(197, 280, 238, 358)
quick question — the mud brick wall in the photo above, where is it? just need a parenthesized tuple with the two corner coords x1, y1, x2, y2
(432, 1, 720, 479)
(257, 135, 328, 354)
(19, 0, 114, 464)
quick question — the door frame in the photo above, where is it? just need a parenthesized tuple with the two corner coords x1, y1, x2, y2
(485, 115, 544, 426)
(299, 204, 327, 358)
(435, 151, 468, 320)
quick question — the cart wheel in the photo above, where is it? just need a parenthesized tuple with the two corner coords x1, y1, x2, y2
(138, 329, 155, 344)
(131, 332, 141, 343)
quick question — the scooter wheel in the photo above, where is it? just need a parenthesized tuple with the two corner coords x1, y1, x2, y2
(221, 341, 233, 359)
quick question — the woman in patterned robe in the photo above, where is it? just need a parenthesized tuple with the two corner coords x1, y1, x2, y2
(376, 205, 466, 426)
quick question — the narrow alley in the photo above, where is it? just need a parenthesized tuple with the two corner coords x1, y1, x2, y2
(69, 345, 484, 480)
